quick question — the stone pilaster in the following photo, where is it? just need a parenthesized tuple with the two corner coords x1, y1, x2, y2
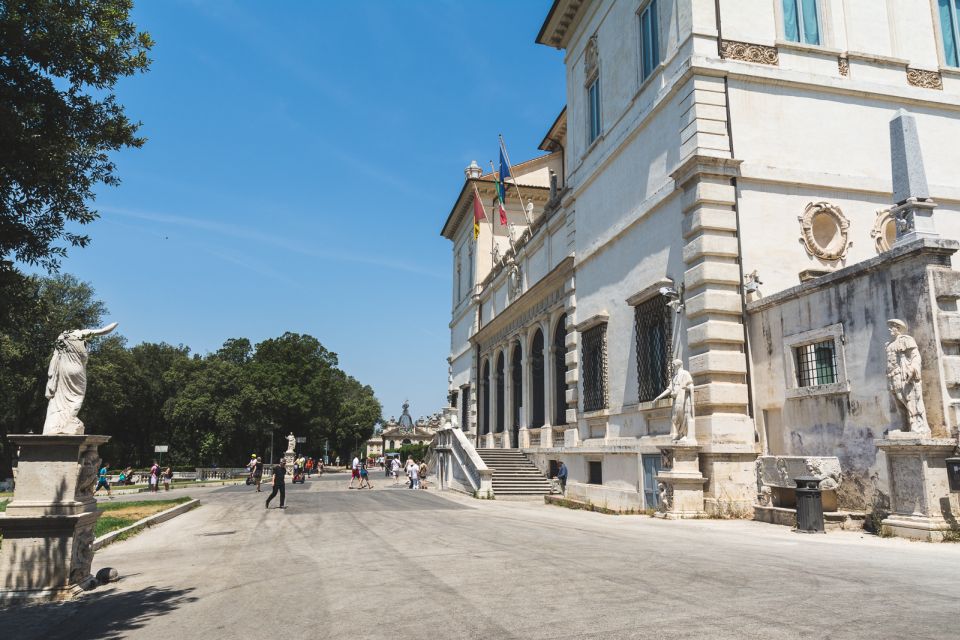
(672, 76, 757, 512)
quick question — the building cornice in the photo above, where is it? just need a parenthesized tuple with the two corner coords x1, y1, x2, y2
(536, 0, 587, 49)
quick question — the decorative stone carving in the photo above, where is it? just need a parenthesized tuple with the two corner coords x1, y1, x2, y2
(285, 432, 296, 454)
(657, 481, 672, 512)
(75, 447, 100, 499)
(838, 57, 849, 76)
(798, 202, 851, 262)
(719, 40, 779, 66)
(584, 35, 599, 80)
(757, 455, 843, 491)
(653, 359, 695, 443)
(885, 319, 931, 436)
(69, 526, 95, 585)
(906, 68, 943, 90)
(43, 322, 118, 435)
(871, 208, 896, 253)
(507, 261, 522, 299)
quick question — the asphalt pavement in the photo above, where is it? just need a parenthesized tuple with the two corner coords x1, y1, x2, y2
(3, 471, 959, 639)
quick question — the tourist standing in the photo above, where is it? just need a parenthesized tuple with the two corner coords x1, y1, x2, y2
(305, 457, 314, 477)
(149, 460, 160, 492)
(94, 463, 111, 497)
(265, 459, 287, 509)
(253, 456, 264, 492)
(556, 461, 568, 494)
(162, 467, 172, 491)
(418, 461, 428, 490)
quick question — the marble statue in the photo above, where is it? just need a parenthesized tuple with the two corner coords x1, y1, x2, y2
(885, 319, 930, 436)
(286, 432, 297, 454)
(42, 322, 118, 435)
(653, 358, 696, 442)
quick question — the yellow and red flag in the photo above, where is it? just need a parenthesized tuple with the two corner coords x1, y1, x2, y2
(473, 185, 486, 240)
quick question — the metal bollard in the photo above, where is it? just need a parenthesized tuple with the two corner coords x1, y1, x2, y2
(794, 476, 825, 534)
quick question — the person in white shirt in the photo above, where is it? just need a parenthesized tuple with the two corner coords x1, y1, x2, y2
(408, 462, 420, 490)
(390, 457, 400, 484)
(349, 456, 360, 489)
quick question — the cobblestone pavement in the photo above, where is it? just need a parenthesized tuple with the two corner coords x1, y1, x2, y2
(3, 473, 959, 639)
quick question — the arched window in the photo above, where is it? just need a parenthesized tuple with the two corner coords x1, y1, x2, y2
(553, 314, 567, 426)
(531, 329, 545, 428)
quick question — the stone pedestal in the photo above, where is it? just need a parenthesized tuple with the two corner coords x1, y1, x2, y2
(875, 436, 958, 541)
(283, 451, 296, 469)
(0, 434, 110, 604)
(655, 443, 707, 519)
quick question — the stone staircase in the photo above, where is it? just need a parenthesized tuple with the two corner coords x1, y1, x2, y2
(476, 448, 555, 496)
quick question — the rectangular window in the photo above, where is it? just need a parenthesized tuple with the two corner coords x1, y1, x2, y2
(588, 460, 603, 485)
(634, 295, 672, 402)
(940, 0, 960, 67)
(782, 0, 820, 45)
(581, 324, 608, 412)
(587, 77, 601, 144)
(794, 339, 837, 387)
(461, 385, 470, 431)
(639, 0, 660, 81)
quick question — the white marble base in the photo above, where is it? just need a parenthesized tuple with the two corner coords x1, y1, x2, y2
(655, 443, 707, 519)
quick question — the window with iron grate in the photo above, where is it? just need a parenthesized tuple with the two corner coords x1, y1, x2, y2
(582, 324, 608, 412)
(794, 339, 837, 387)
(634, 295, 672, 402)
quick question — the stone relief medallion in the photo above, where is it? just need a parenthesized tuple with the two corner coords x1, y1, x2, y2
(798, 202, 851, 262)
(871, 208, 897, 254)
(906, 67, 943, 90)
(719, 40, 779, 66)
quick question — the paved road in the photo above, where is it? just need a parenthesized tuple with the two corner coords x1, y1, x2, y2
(3, 473, 959, 639)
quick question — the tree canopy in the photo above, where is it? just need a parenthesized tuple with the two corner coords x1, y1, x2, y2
(0, 274, 383, 475)
(0, 0, 153, 271)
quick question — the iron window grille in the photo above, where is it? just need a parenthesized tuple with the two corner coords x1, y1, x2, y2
(582, 324, 608, 412)
(794, 339, 837, 387)
(635, 295, 673, 402)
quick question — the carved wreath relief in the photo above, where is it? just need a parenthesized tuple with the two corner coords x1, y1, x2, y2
(719, 40, 779, 66)
(906, 68, 943, 90)
(871, 208, 897, 253)
(798, 202, 851, 262)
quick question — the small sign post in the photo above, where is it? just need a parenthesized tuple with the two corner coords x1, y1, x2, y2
(295, 437, 306, 456)
(154, 444, 169, 465)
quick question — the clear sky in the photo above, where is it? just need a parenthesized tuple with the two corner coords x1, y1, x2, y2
(52, 0, 566, 423)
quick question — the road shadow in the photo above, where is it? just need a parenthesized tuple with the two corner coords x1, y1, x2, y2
(0, 585, 197, 640)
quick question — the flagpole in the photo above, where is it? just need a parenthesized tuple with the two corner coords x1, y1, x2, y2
(500, 134, 533, 224)
(489, 161, 516, 256)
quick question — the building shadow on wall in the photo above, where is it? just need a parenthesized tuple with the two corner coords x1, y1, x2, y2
(0, 584, 197, 640)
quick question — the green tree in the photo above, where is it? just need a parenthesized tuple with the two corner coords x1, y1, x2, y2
(0, 273, 106, 475)
(0, 0, 153, 271)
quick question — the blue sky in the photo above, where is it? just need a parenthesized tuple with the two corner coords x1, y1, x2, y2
(53, 0, 565, 422)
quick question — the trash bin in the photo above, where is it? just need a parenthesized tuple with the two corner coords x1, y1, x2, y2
(794, 476, 825, 534)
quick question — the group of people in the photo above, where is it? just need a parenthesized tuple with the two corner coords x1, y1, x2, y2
(93, 461, 172, 497)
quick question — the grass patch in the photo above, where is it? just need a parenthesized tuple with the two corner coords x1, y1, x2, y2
(0, 499, 8, 512)
(95, 497, 192, 538)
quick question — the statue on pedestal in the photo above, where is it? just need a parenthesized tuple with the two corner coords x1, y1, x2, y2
(885, 319, 930, 436)
(42, 322, 118, 435)
(286, 432, 297, 454)
(654, 359, 696, 443)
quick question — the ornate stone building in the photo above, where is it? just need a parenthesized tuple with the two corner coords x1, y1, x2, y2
(440, 0, 960, 536)
(374, 401, 442, 453)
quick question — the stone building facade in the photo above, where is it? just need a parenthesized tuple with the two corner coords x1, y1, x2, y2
(440, 0, 960, 527)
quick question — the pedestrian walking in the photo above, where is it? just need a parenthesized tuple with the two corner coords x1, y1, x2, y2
(149, 460, 160, 492)
(359, 463, 373, 489)
(408, 461, 420, 490)
(391, 457, 400, 484)
(418, 461, 428, 490)
(162, 467, 172, 491)
(348, 455, 360, 489)
(265, 459, 287, 509)
(94, 463, 111, 497)
(305, 457, 314, 477)
(253, 456, 264, 492)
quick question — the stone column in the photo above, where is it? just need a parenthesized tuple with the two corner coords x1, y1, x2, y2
(0, 434, 110, 604)
(875, 436, 959, 541)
